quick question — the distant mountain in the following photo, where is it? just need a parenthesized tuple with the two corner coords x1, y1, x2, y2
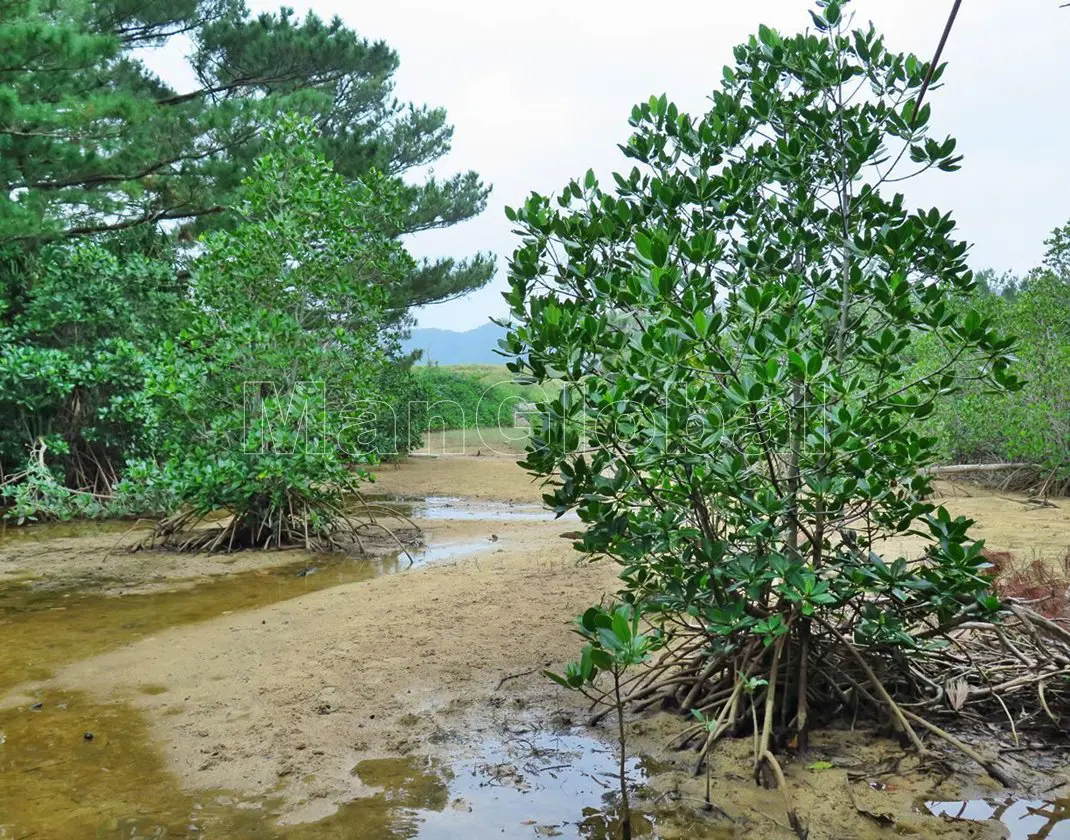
(402, 322, 509, 366)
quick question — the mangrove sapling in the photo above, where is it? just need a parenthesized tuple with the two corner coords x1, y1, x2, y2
(546, 604, 663, 840)
(507, 0, 1070, 808)
(690, 705, 740, 814)
(139, 118, 417, 554)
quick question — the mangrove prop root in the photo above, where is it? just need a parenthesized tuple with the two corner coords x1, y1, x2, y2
(900, 708, 1018, 787)
(818, 618, 928, 755)
(761, 749, 807, 840)
(134, 497, 421, 555)
(690, 644, 762, 777)
(752, 638, 808, 837)
(755, 635, 786, 783)
(796, 620, 811, 753)
(585, 601, 1070, 795)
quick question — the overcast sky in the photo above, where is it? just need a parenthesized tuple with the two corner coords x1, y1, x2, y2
(157, 1, 1070, 331)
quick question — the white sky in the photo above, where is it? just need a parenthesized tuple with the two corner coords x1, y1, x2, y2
(155, 1, 1070, 330)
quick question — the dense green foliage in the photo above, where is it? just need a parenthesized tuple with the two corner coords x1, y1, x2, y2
(919, 237, 1070, 484)
(430, 364, 561, 402)
(414, 366, 554, 430)
(507, 0, 1019, 781)
(0, 0, 491, 525)
(0, 0, 491, 281)
(367, 362, 431, 459)
(140, 119, 406, 548)
(0, 240, 179, 492)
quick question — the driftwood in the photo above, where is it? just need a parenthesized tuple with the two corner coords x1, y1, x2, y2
(927, 463, 1038, 475)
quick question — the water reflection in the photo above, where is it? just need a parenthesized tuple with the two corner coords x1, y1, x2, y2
(354, 731, 655, 840)
(0, 518, 147, 546)
(0, 698, 698, 840)
(927, 797, 1070, 839)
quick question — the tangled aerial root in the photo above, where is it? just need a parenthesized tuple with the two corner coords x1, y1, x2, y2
(135, 495, 421, 556)
(585, 601, 1070, 838)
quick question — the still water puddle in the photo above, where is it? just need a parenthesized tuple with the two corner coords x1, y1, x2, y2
(0, 692, 723, 840)
(413, 538, 496, 564)
(367, 495, 578, 523)
(0, 508, 676, 839)
(927, 797, 1070, 838)
(345, 732, 657, 840)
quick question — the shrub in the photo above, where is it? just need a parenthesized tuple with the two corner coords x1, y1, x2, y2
(505, 0, 1031, 815)
(918, 255, 1070, 486)
(368, 361, 431, 460)
(0, 242, 179, 492)
(142, 117, 413, 551)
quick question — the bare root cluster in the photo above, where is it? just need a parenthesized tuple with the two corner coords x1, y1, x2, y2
(137, 495, 421, 556)
(989, 549, 1070, 617)
(587, 601, 1070, 835)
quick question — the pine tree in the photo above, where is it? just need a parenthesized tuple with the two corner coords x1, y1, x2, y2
(0, 0, 492, 305)
(0, 0, 489, 490)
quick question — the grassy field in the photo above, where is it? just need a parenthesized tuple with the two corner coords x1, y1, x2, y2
(412, 365, 562, 432)
(433, 364, 562, 403)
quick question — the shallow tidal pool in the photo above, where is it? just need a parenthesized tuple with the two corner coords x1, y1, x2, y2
(0, 692, 712, 839)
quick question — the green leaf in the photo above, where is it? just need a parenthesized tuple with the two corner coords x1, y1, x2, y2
(635, 232, 653, 260)
(543, 670, 573, 689)
(598, 627, 625, 653)
(650, 234, 669, 268)
(758, 24, 778, 47)
(693, 310, 710, 338)
(611, 609, 633, 645)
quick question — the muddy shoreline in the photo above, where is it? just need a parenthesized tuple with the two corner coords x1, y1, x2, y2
(1, 455, 1069, 838)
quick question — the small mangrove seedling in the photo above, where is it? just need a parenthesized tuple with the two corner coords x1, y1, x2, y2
(546, 603, 663, 840)
(741, 675, 769, 768)
(690, 708, 720, 812)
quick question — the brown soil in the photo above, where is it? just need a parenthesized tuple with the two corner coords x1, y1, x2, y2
(39, 511, 611, 822)
(0, 517, 414, 595)
(2, 454, 1068, 838)
(369, 452, 548, 503)
(885, 480, 1070, 567)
